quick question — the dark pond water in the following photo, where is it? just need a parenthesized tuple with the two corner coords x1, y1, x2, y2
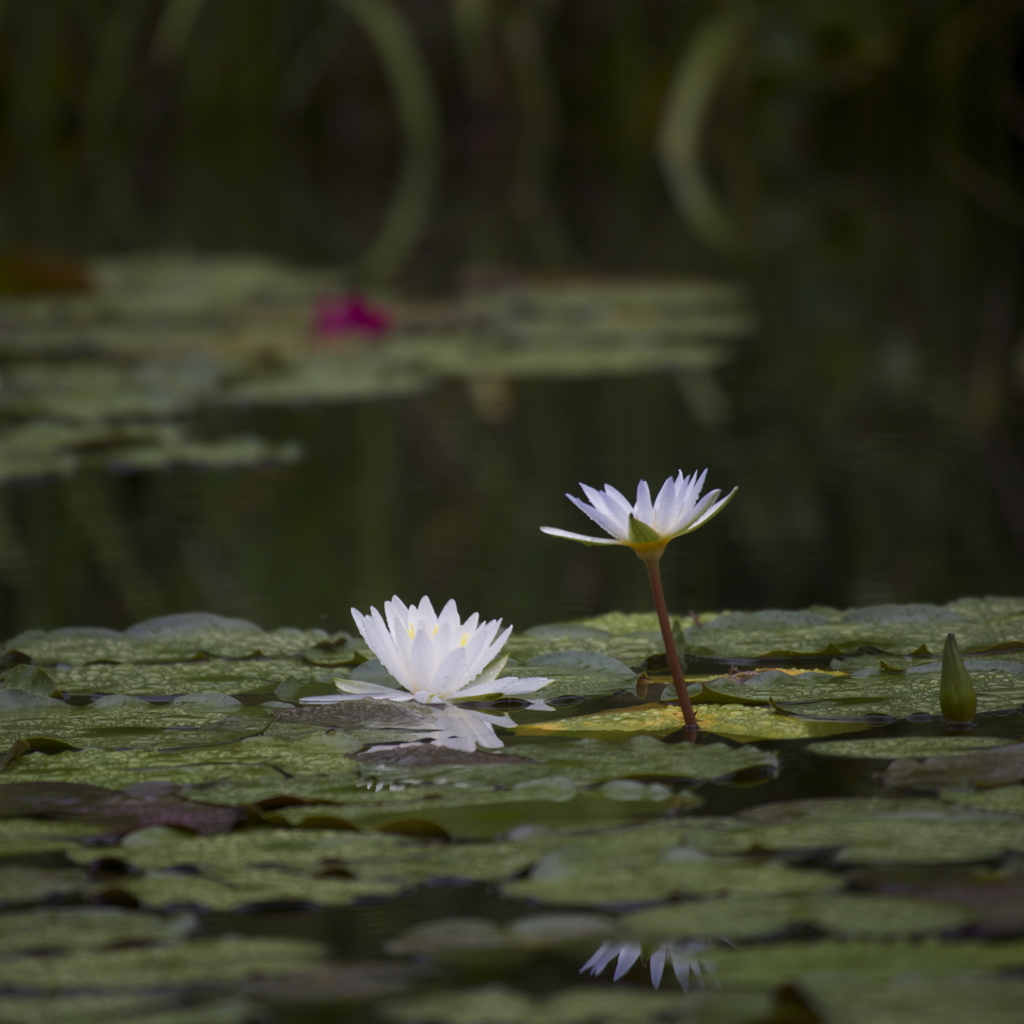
(4, 371, 1021, 638)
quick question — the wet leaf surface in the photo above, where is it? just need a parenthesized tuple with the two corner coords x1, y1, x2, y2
(3, 598, 1024, 1017)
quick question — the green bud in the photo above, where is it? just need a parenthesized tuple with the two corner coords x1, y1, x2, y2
(627, 515, 661, 545)
(939, 633, 976, 725)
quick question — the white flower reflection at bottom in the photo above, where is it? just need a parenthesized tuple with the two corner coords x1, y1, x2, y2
(580, 940, 716, 991)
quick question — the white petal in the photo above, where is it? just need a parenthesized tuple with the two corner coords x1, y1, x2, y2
(567, 493, 624, 539)
(580, 941, 619, 976)
(633, 479, 654, 524)
(649, 945, 667, 989)
(334, 680, 416, 701)
(540, 526, 621, 546)
(612, 943, 643, 981)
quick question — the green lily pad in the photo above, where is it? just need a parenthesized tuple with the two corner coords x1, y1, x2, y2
(0, 704, 272, 754)
(518, 703, 871, 742)
(734, 797, 1024, 864)
(941, 785, 1024, 815)
(0, 907, 196, 954)
(0, 666, 59, 697)
(510, 736, 778, 782)
(503, 846, 840, 907)
(382, 985, 771, 1024)
(710, 937, 1024, 987)
(0, 995, 251, 1024)
(683, 600, 1024, 660)
(0, 935, 326, 991)
(0, 865, 88, 904)
(623, 892, 974, 941)
(0, 818, 114, 857)
(4, 615, 341, 666)
(53, 660, 333, 697)
(882, 743, 1024, 789)
(697, 666, 1024, 720)
(807, 736, 1013, 760)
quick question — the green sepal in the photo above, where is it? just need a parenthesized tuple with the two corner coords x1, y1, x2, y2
(940, 633, 977, 725)
(627, 515, 661, 545)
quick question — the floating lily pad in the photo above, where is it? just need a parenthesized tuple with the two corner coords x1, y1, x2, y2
(0, 935, 326, 991)
(807, 736, 1013, 760)
(503, 846, 840, 907)
(382, 985, 771, 1024)
(53, 660, 332, 697)
(882, 743, 1024, 789)
(510, 736, 778, 782)
(683, 600, 1024, 660)
(518, 703, 871, 742)
(710, 937, 1024, 987)
(0, 994, 251, 1024)
(623, 892, 974, 942)
(4, 615, 341, 666)
(734, 798, 1024, 864)
(0, 865, 88, 905)
(0, 907, 196, 954)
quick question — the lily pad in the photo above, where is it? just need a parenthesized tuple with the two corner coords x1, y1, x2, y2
(882, 743, 1024, 789)
(517, 703, 871, 742)
(0, 907, 196, 954)
(53, 660, 332, 697)
(623, 892, 974, 941)
(382, 985, 770, 1024)
(0, 935, 327, 991)
(807, 736, 1013, 760)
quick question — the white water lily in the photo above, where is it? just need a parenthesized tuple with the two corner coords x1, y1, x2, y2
(336, 596, 550, 704)
(541, 469, 736, 560)
(580, 939, 716, 991)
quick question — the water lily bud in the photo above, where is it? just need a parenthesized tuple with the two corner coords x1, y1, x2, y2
(940, 633, 976, 725)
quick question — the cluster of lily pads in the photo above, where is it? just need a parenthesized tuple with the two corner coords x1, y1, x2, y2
(0, 257, 748, 485)
(1, 585, 1024, 1019)
(2, 461, 1024, 1023)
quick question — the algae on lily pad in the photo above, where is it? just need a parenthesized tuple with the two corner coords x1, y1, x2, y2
(4, 614, 343, 666)
(807, 736, 1013, 760)
(682, 599, 1024, 660)
(517, 703, 871, 742)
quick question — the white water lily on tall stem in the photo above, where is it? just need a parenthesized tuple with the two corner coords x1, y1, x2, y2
(541, 469, 736, 560)
(541, 470, 736, 730)
(335, 596, 550, 704)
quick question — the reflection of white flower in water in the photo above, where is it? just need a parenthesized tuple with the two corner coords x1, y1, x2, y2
(541, 470, 736, 559)
(336, 596, 550, 704)
(580, 940, 715, 991)
(425, 703, 515, 751)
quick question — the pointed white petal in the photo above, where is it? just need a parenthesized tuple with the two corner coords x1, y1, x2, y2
(649, 945, 667, 989)
(612, 943, 643, 981)
(567, 493, 623, 538)
(540, 526, 621, 546)
(580, 942, 619, 976)
(633, 479, 654, 524)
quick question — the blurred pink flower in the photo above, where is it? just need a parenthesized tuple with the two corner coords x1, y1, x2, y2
(313, 294, 390, 342)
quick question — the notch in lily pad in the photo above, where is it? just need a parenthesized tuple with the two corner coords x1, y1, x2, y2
(940, 634, 976, 727)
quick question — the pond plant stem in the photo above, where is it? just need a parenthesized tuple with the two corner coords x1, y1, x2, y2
(644, 555, 698, 730)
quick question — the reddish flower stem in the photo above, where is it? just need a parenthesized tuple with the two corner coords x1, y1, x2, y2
(644, 556, 698, 730)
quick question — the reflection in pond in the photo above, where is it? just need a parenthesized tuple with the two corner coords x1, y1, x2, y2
(580, 939, 717, 991)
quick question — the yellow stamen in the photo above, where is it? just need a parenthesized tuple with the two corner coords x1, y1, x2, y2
(460, 633, 469, 646)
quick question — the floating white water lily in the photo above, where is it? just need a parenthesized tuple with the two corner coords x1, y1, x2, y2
(337, 596, 550, 704)
(541, 469, 736, 560)
(580, 939, 716, 991)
